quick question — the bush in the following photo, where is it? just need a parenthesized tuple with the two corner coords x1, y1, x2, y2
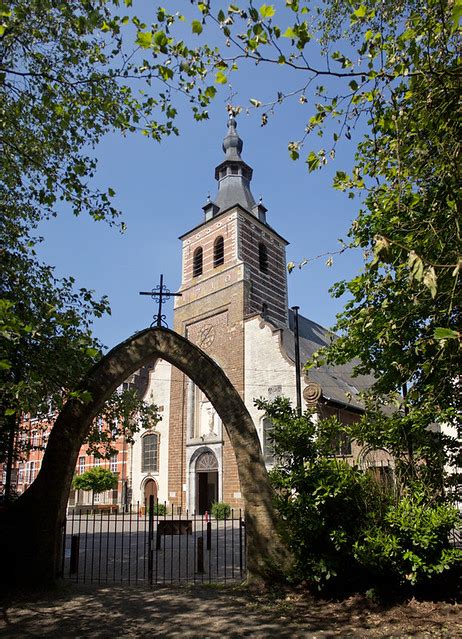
(153, 502, 167, 516)
(211, 501, 231, 520)
(258, 396, 461, 595)
(270, 456, 386, 590)
(354, 490, 462, 587)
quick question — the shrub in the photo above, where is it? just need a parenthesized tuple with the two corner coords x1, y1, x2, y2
(270, 456, 386, 590)
(354, 490, 462, 586)
(211, 501, 231, 520)
(153, 502, 167, 516)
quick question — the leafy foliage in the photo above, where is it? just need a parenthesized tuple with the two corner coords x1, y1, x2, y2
(129, 0, 460, 491)
(354, 490, 462, 586)
(87, 388, 161, 459)
(211, 501, 231, 520)
(152, 502, 167, 516)
(259, 397, 461, 592)
(257, 397, 386, 589)
(0, 230, 109, 464)
(1, 0, 181, 470)
(72, 466, 118, 494)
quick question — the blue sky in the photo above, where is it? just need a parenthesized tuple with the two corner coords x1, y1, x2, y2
(36, 2, 366, 351)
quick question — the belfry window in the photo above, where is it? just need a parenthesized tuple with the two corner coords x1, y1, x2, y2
(213, 236, 224, 267)
(259, 242, 268, 273)
(193, 247, 203, 277)
(142, 433, 159, 473)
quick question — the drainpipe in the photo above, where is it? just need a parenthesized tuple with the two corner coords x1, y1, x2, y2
(292, 306, 302, 416)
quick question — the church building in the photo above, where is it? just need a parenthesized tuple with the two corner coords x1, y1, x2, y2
(131, 117, 383, 515)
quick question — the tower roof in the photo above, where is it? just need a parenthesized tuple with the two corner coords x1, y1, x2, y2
(204, 117, 266, 221)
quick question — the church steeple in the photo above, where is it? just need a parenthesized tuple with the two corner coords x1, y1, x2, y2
(203, 116, 267, 223)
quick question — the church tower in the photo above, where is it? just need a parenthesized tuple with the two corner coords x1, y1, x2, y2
(167, 117, 289, 514)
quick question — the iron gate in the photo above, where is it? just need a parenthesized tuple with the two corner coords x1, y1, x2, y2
(61, 498, 246, 585)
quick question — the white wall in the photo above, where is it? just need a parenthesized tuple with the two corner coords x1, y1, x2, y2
(131, 358, 171, 506)
(244, 316, 299, 458)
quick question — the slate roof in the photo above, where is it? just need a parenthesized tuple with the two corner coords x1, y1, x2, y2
(281, 309, 376, 411)
(211, 116, 258, 216)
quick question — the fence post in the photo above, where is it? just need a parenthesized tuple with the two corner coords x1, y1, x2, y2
(70, 535, 80, 575)
(197, 536, 204, 574)
(239, 514, 244, 578)
(148, 495, 154, 585)
(206, 521, 212, 551)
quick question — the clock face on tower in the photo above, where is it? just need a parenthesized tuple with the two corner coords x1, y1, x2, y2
(198, 324, 215, 349)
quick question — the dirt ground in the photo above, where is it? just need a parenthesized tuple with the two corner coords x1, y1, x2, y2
(0, 583, 460, 638)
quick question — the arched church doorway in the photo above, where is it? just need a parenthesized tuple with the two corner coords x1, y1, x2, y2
(195, 451, 218, 514)
(143, 478, 158, 505)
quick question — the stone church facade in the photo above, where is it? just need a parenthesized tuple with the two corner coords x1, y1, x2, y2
(131, 117, 385, 515)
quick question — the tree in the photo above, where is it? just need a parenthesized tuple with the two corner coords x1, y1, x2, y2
(1, 0, 207, 488)
(87, 387, 161, 459)
(2, 1, 460, 495)
(72, 467, 118, 506)
(136, 0, 460, 490)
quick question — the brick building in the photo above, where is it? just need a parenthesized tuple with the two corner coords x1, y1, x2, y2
(131, 117, 389, 515)
(9, 369, 151, 509)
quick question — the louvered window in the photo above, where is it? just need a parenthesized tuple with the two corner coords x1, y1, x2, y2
(214, 236, 224, 267)
(259, 242, 268, 273)
(193, 247, 203, 277)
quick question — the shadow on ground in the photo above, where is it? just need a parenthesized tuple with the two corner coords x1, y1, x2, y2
(1, 583, 460, 638)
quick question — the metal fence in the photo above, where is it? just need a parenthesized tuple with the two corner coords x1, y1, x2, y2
(60, 499, 246, 585)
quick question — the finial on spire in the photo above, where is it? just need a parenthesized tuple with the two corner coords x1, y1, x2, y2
(222, 112, 243, 158)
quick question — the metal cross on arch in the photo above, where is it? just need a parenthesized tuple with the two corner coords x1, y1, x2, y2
(139, 274, 182, 328)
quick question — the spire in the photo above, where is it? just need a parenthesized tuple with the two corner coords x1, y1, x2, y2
(222, 115, 243, 161)
(203, 116, 267, 223)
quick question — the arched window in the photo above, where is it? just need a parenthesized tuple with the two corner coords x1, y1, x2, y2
(142, 433, 159, 473)
(213, 236, 224, 267)
(193, 247, 203, 277)
(259, 242, 268, 273)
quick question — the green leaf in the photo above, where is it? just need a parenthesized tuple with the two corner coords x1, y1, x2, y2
(191, 20, 203, 35)
(205, 86, 217, 99)
(250, 98, 262, 107)
(307, 151, 320, 172)
(259, 4, 276, 18)
(353, 5, 367, 19)
(423, 267, 437, 298)
(282, 26, 296, 38)
(153, 31, 168, 47)
(408, 251, 424, 281)
(136, 31, 152, 48)
(215, 71, 227, 84)
(434, 328, 459, 340)
(452, 0, 462, 31)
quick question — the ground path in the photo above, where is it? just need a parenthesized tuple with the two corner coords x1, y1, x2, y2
(1, 583, 460, 638)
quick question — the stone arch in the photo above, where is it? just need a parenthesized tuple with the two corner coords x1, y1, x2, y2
(5, 327, 289, 588)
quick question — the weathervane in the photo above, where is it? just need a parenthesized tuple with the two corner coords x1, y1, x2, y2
(139, 274, 182, 328)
